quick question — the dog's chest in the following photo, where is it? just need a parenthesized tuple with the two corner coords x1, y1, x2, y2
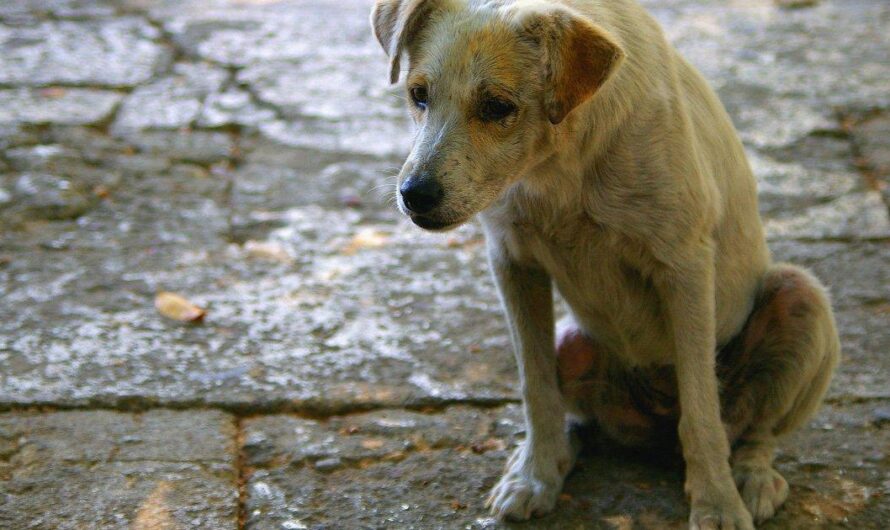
(507, 217, 672, 364)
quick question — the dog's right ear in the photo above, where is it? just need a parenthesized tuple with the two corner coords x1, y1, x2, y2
(371, 0, 440, 84)
(511, 4, 625, 124)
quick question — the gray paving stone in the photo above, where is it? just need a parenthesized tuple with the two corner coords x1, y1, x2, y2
(257, 117, 411, 157)
(0, 18, 170, 87)
(0, 172, 101, 223)
(764, 191, 890, 240)
(0, 207, 513, 411)
(237, 59, 404, 122)
(114, 129, 235, 165)
(853, 113, 890, 180)
(852, 111, 890, 210)
(241, 403, 890, 529)
(2, 196, 886, 411)
(144, 0, 376, 68)
(0, 410, 238, 530)
(112, 62, 229, 132)
(0, 0, 118, 22)
(198, 88, 277, 129)
(655, 0, 890, 110)
(0, 409, 235, 463)
(0, 88, 123, 126)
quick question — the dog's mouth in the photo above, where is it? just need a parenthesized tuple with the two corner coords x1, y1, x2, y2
(409, 214, 461, 232)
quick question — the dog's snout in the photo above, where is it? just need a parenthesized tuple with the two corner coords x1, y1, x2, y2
(400, 175, 444, 214)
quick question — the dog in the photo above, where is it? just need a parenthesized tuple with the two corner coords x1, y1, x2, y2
(370, 0, 840, 528)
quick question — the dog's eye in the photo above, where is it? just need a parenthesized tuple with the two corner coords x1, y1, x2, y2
(480, 97, 517, 122)
(410, 86, 429, 110)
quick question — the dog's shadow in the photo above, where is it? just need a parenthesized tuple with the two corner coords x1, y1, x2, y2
(494, 422, 868, 529)
(500, 424, 689, 529)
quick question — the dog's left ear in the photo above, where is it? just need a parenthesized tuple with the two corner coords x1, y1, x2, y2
(514, 6, 625, 124)
(371, 0, 441, 84)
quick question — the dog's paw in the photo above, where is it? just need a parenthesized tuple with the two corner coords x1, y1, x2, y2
(689, 495, 754, 530)
(485, 443, 572, 521)
(733, 465, 789, 523)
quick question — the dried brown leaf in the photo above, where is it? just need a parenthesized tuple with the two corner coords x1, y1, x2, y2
(155, 292, 206, 322)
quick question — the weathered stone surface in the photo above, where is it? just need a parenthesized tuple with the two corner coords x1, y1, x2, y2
(657, 0, 890, 110)
(237, 59, 403, 121)
(0, 172, 99, 223)
(0, 207, 512, 411)
(853, 113, 890, 180)
(0, 0, 118, 22)
(241, 403, 890, 529)
(764, 191, 890, 240)
(0, 88, 123, 126)
(198, 88, 277, 129)
(113, 62, 229, 132)
(0, 18, 170, 87)
(851, 112, 890, 210)
(751, 134, 876, 228)
(142, 0, 377, 68)
(256, 117, 411, 157)
(0, 410, 238, 529)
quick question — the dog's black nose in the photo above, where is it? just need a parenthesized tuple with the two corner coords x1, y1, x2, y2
(400, 176, 443, 214)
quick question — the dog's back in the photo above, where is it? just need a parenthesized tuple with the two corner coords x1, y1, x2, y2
(492, 0, 770, 350)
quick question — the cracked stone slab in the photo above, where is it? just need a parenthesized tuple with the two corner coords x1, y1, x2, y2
(0, 88, 123, 126)
(198, 88, 277, 129)
(0, 141, 126, 225)
(237, 59, 404, 122)
(257, 117, 411, 157)
(654, 0, 890, 111)
(112, 62, 229, 132)
(749, 145, 862, 217)
(2, 177, 887, 410)
(764, 191, 890, 240)
(0, 410, 238, 529)
(0, 205, 513, 411)
(0, 18, 170, 87)
(0, 0, 118, 23)
(242, 403, 890, 529)
(143, 0, 378, 67)
(853, 113, 890, 180)
(851, 112, 890, 209)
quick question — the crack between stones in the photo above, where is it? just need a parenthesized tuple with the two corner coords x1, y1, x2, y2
(837, 109, 890, 218)
(0, 395, 521, 418)
(234, 416, 249, 530)
(235, 80, 289, 124)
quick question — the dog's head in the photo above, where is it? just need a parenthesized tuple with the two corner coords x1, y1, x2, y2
(372, 0, 624, 230)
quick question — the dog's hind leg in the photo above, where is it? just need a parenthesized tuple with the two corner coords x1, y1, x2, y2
(719, 264, 840, 523)
(556, 316, 680, 449)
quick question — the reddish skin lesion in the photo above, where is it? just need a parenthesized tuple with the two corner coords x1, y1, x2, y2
(555, 326, 599, 385)
(555, 325, 673, 446)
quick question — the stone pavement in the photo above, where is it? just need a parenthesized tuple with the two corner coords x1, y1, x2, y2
(0, 0, 887, 528)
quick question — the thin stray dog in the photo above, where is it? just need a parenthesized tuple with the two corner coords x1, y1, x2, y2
(370, 0, 840, 528)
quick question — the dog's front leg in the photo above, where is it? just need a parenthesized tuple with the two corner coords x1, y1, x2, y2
(655, 246, 754, 530)
(485, 252, 573, 521)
